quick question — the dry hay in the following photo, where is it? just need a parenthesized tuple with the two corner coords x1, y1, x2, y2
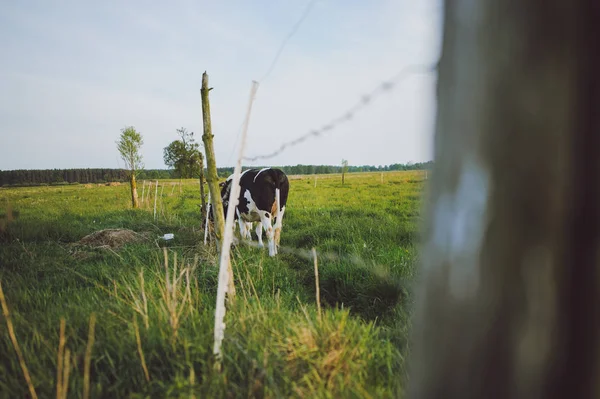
(106, 182, 122, 186)
(77, 228, 145, 250)
(84, 184, 93, 188)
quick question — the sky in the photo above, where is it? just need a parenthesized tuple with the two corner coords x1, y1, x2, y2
(0, 0, 442, 170)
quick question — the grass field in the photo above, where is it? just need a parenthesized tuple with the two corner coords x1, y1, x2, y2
(0, 170, 426, 398)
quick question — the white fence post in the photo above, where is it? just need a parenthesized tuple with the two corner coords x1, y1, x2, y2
(213, 80, 259, 362)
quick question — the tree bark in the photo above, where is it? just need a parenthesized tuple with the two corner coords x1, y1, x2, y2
(408, 1, 600, 399)
(130, 174, 139, 209)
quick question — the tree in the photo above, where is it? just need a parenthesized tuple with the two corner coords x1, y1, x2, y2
(341, 159, 349, 185)
(163, 127, 203, 179)
(116, 126, 144, 208)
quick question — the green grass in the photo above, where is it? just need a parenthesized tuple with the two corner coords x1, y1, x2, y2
(0, 171, 426, 398)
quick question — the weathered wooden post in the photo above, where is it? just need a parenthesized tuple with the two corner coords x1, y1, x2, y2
(200, 72, 235, 299)
(153, 180, 158, 221)
(198, 152, 207, 228)
(146, 181, 152, 209)
(408, 1, 600, 399)
(141, 180, 146, 205)
(159, 183, 165, 220)
(204, 190, 211, 245)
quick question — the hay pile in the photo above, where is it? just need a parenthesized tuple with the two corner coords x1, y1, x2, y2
(78, 228, 145, 249)
(106, 182, 121, 186)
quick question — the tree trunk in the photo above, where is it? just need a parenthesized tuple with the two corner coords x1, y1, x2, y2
(407, 1, 600, 399)
(201, 72, 235, 299)
(130, 173, 139, 209)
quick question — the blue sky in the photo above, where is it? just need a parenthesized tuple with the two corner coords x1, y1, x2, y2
(0, 0, 442, 170)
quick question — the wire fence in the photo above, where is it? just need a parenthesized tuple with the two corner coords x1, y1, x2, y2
(138, 2, 435, 362)
(243, 63, 437, 162)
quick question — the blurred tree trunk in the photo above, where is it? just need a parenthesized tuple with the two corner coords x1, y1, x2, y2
(408, 1, 599, 399)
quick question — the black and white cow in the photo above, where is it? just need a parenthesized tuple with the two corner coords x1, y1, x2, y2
(218, 168, 289, 256)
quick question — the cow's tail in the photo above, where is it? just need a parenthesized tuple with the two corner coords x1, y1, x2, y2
(275, 187, 281, 221)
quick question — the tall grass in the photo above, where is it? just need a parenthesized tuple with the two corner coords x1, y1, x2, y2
(0, 170, 425, 397)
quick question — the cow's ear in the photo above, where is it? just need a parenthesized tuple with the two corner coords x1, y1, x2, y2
(219, 181, 225, 187)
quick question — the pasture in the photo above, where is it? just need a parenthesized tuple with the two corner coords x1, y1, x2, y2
(0, 170, 426, 398)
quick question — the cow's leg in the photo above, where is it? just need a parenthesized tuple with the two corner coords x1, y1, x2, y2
(245, 222, 253, 240)
(237, 217, 248, 241)
(235, 208, 251, 241)
(259, 211, 276, 256)
(255, 222, 264, 248)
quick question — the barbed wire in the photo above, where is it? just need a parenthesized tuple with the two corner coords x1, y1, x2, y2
(259, 0, 319, 84)
(242, 63, 438, 162)
(226, 0, 318, 165)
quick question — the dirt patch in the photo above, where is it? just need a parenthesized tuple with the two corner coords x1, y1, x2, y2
(77, 228, 145, 249)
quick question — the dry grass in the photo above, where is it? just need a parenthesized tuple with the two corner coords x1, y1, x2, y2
(83, 313, 96, 399)
(283, 310, 372, 397)
(313, 248, 322, 324)
(0, 282, 38, 399)
(159, 248, 197, 345)
(133, 317, 150, 382)
(77, 228, 145, 249)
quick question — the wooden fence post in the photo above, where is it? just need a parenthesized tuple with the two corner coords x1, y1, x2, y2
(408, 1, 600, 399)
(204, 190, 211, 245)
(141, 180, 146, 205)
(153, 180, 158, 221)
(200, 72, 235, 299)
(159, 183, 165, 220)
(146, 181, 152, 209)
(199, 153, 207, 228)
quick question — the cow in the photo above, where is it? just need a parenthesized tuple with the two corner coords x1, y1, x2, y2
(215, 167, 289, 256)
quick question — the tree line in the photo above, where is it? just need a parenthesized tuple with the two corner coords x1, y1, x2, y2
(0, 161, 432, 187)
(216, 161, 434, 177)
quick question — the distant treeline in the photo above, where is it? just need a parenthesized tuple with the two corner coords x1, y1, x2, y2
(216, 161, 434, 177)
(0, 161, 432, 187)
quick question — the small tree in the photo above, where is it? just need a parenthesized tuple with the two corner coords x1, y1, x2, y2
(116, 126, 144, 208)
(163, 128, 203, 179)
(341, 159, 349, 185)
